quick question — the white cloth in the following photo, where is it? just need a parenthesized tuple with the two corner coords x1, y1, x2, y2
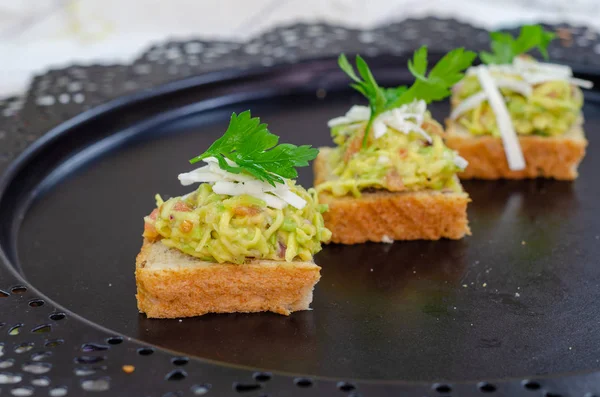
(0, 0, 599, 97)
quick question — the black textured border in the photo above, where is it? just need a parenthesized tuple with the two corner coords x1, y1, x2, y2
(1, 18, 600, 396)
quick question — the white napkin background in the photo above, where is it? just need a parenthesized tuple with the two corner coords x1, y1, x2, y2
(1, 0, 599, 97)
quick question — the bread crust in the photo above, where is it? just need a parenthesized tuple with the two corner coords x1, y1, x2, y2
(444, 120, 587, 180)
(314, 148, 471, 244)
(135, 240, 321, 318)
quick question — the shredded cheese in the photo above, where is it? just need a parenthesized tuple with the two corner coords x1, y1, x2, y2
(512, 57, 572, 79)
(464, 57, 593, 89)
(476, 66, 526, 171)
(178, 158, 307, 210)
(377, 155, 390, 164)
(453, 154, 469, 169)
(566, 77, 594, 90)
(327, 100, 432, 142)
(452, 58, 592, 170)
(450, 79, 531, 120)
(449, 92, 488, 120)
(493, 78, 533, 97)
(327, 105, 371, 127)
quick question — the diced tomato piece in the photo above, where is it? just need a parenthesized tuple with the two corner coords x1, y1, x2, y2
(143, 222, 159, 240)
(149, 208, 159, 220)
(233, 206, 261, 217)
(173, 201, 192, 212)
(385, 170, 404, 192)
(343, 134, 364, 162)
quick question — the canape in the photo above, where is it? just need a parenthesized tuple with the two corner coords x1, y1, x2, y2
(446, 25, 592, 180)
(136, 111, 331, 318)
(314, 46, 476, 244)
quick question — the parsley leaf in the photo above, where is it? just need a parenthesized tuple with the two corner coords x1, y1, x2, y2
(394, 46, 476, 107)
(480, 25, 556, 65)
(338, 46, 476, 147)
(189, 111, 318, 186)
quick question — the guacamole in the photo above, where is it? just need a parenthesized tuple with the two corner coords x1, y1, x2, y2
(317, 115, 465, 197)
(143, 183, 331, 264)
(453, 73, 583, 137)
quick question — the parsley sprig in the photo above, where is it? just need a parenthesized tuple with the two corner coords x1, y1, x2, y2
(480, 25, 556, 65)
(339, 46, 476, 147)
(189, 111, 318, 186)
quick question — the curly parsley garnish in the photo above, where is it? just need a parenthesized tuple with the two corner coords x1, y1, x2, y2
(480, 24, 556, 65)
(339, 45, 476, 147)
(189, 111, 318, 186)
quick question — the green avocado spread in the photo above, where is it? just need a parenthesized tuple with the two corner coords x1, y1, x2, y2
(316, 115, 464, 198)
(453, 74, 583, 137)
(143, 183, 331, 264)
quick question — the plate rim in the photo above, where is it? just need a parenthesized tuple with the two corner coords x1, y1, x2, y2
(1, 18, 600, 396)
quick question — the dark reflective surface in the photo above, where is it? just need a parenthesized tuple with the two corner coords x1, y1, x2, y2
(14, 86, 600, 381)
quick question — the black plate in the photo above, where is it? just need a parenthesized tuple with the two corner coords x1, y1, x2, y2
(3, 20, 600, 397)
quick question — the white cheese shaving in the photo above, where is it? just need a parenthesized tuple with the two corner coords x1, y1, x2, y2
(326, 100, 432, 142)
(566, 77, 594, 90)
(465, 57, 593, 89)
(449, 91, 488, 120)
(377, 155, 390, 165)
(177, 158, 307, 210)
(523, 73, 594, 89)
(372, 120, 388, 139)
(453, 154, 469, 170)
(476, 66, 525, 171)
(450, 79, 531, 120)
(212, 181, 288, 209)
(512, 57, 572, 78)
(269, 185, 307, 209)
(493, 78, 533, 97)
(382, 103, 430, 142)
(327, 105, 371, 127)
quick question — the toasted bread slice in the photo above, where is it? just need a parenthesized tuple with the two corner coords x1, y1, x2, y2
(314, 148, 470, 244)
(135, 239, 321, 318)
(444, 119, 587, 180)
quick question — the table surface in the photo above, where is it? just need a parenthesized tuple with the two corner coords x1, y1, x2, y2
(1, 0, 599, 98)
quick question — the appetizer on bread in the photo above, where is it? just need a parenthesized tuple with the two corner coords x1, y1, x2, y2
(136, 111, 331, 318)
(314, 46, 476, 244)
(446, 25, 592, 180)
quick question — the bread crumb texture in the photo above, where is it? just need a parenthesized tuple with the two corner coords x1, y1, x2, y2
(444, 121, 587, 180)
(135, 240, 321, 318)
